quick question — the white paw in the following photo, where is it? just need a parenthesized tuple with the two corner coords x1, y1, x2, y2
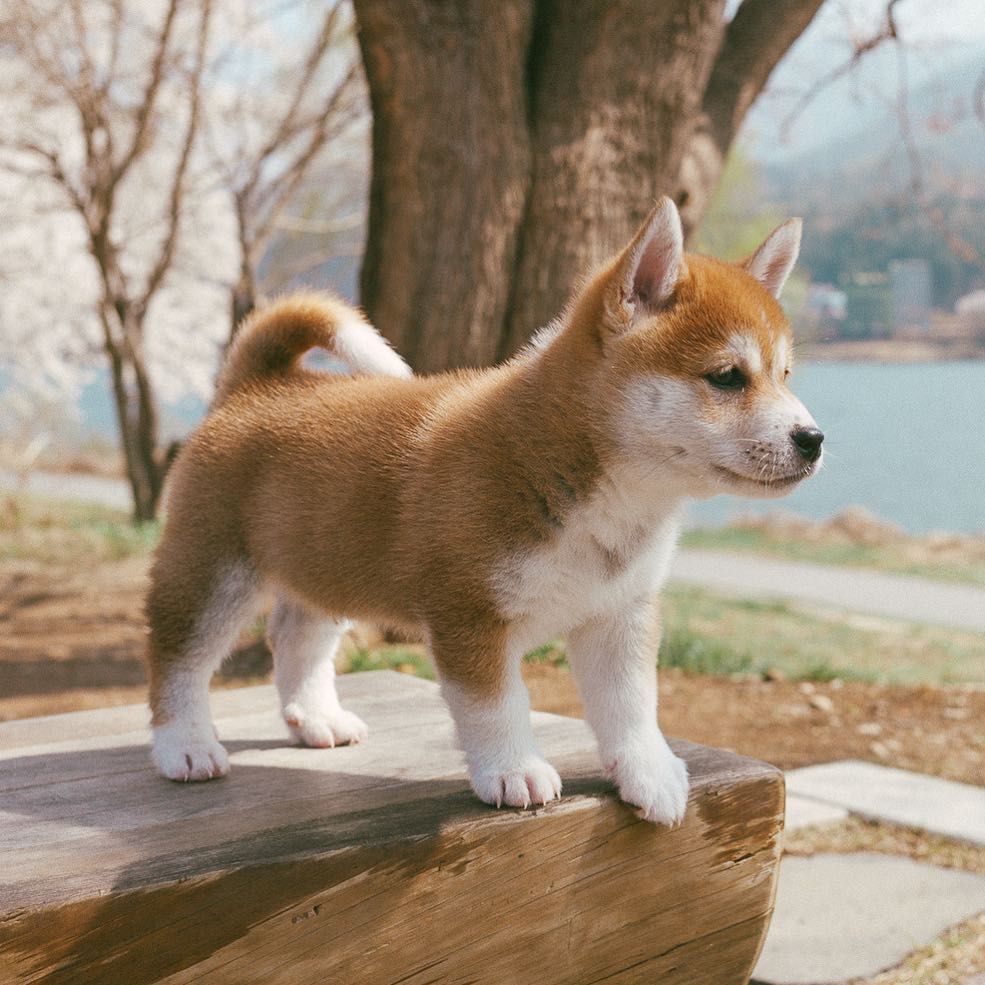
(469, 756, 563, 809)
(152, 722, 230, 782)
(608, 735, 689, 826)
(283, 701, 369, 748)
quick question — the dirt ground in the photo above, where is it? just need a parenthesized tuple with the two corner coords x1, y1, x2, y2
(2, 557, 982, 789)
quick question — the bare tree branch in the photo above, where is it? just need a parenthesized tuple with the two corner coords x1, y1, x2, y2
(779, 0, 903, 142)
(249, 64, 362, 252)
(110, 0, 181, 186)
(138, 0, 213, 316)
(675, 0, 824, 240)
(272, 212, 363, 235)
(892, 39, 922, 194)
(238, 0, 347, 206)
(704, 0, 826, 152)
(7, 140, 89, 216)
(974, 66, 985, 126)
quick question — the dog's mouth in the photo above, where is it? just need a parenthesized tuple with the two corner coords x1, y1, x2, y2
(712, 463, 814, 491)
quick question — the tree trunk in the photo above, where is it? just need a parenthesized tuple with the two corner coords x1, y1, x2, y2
(103, 307, 164, 524)
(674, 0, 825, 241)
(231, 262, 257, 338)
(353, 0, 534, 371)
(499, 0, 726, 357)
(354, 0, 824, 371)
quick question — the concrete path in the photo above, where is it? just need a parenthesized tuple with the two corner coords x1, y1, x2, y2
(0, 467, 132, 512)
(670, 547, 985, 633)
(787, 760, 985, 845)
(783, 795, 848, 832)
(6, 468, 985, 633)
(756, 761, 985, 984)
(753, 853, 985, 985)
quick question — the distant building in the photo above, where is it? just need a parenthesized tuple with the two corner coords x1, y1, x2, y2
(844, 272, 891, 339)
(889, 259, 932, 332)
(807, 283, 847, 321)
(955, 290, 985, 317)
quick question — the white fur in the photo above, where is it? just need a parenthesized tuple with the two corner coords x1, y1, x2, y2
(745, 218, 802, 298)
(151, 563, 261, 781)
(268, 598, 367, 748)
(618, 372, 821, 498)
(725, 333, 762, 376)
(488, 467, 688, 820)
(624, 198, 685, 315)
(493, 471, 683, 645)
(442, 669, 562, 809)
(333, 313, 413, 379)
(775, 335, 790, 379)
(567, 602, 688, 825)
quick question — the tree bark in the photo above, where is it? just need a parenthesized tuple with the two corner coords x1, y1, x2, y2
(675, 0, 825, 241)
(353, 0, 824, 371)
(500, 0, 726, 356)
(353, 0, 534, 371)
(231, 261, 257, 337)
(102, 307, 164, 524)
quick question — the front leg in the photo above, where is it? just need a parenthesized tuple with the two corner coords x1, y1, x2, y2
(567, 598, 689, 825)
(431, 628, 562, 810)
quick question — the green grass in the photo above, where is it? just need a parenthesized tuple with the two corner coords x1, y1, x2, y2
(680, 526, 985, 587)
(658, 585, 985, 686)
(344, 645, 436, 680)
(342, 584, 983, 689)
(0, 492, 160, 563)
(6, 490, 980, 688)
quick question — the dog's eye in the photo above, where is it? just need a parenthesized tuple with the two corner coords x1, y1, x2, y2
(705, 367, 746, 390)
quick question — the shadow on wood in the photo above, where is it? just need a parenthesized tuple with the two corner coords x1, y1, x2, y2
(0, 671, 784, 984)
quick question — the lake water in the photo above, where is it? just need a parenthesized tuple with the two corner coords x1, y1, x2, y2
(7, 361, 984, 535)
(689, 361, 985, 535)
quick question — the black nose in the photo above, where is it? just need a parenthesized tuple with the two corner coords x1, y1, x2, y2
(791, 426, 824, 462)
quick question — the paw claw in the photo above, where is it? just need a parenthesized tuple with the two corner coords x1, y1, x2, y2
(471, 757, 562, 810)
(152, 723, 230, 782)
(283, 702, 368, 749)
(610, 736, 689, 827)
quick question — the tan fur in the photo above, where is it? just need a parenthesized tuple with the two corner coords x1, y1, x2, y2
(217, 294, 344, 404)
(146, 201, 814, 779)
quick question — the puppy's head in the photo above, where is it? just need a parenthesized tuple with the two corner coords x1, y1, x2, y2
(582, 197, 822, 499)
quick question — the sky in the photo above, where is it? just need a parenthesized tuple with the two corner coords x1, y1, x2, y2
(741, 0, 985, 160)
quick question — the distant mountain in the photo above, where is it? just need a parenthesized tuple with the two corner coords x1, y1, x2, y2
(744, 45, 985, 210)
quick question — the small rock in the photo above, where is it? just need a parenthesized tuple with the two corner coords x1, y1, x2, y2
(856, 722, 882, 736)
(798, 681, 817, 695)
(783, 704, 810, 720)
(870, 741, 891, 759)
(809, 693, 835, 713)
(763, 667, 787, 682)
(943, 707, 971, 721)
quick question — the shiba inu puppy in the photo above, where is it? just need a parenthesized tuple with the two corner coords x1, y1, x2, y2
(146, 197, 822, 825)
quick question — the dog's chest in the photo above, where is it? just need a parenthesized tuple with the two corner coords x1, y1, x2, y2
(492, 482, 682, 645)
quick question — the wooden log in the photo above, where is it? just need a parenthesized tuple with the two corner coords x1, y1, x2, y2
(0, 671, 784, 984)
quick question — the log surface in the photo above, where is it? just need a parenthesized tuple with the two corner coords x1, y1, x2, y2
(0, 671, 784, 984)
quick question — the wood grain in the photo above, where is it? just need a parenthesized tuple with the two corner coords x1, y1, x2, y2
(0, 671, 784, 984)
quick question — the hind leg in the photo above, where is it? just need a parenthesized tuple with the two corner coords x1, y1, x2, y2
(147, 558, 262, 781)
(268, 597, 368, 748)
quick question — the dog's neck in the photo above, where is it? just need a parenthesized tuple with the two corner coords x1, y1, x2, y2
(495, 325, 689, 543)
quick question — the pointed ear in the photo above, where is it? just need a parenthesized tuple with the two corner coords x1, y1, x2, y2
(615, 197, 685, 323)
(744, 218, 802, 298)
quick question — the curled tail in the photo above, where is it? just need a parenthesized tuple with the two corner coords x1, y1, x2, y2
(215, 292, 412, 405)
